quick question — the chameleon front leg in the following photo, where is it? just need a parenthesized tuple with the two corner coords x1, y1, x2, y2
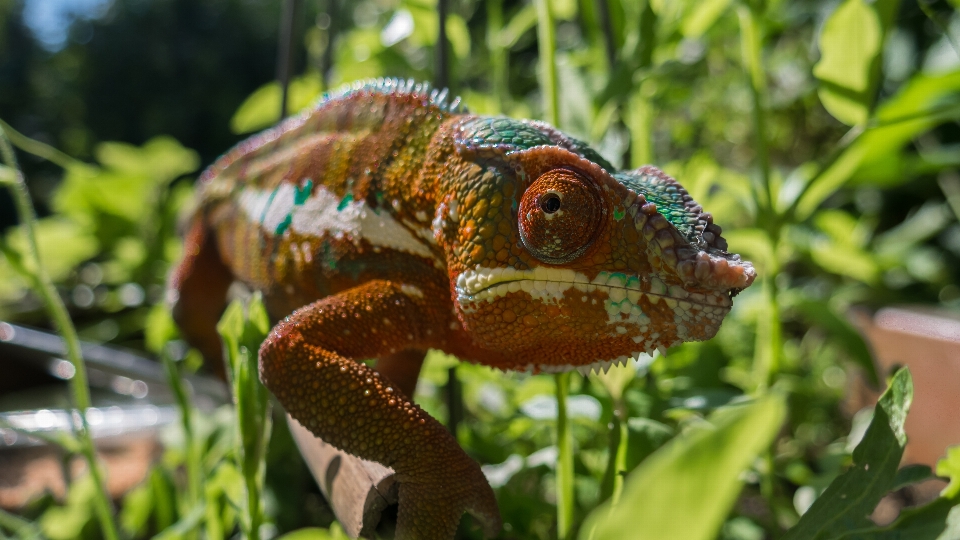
(258, 280, 501, 540)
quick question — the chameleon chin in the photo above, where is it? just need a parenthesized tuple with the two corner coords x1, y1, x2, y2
(170, 78, 756, 540)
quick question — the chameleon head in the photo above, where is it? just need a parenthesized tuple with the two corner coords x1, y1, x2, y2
(440, 118, 756, 373)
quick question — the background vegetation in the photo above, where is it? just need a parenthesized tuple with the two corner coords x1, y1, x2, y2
(1, 0, 960, 538)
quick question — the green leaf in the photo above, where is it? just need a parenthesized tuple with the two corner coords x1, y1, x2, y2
(890, 464, 933, 492)
(783, 368, 913, 540)
(230, 73, 323, 134)
(581, 394, 786, 540)
(814, 0, 882, 125)
(447, 15, 471, 59)
(832, 497, 959, 539)
(5, 217, 99, 282)
(39, 474, 97, 540)
(792, 299, 879, 386)
(938, 445, 960, 499)
(119, 480, 154, 538)
(275, 524, 349, 540)
(797, 69, 960, 219)
(95, 136, 199, 185)
(681, 0, 733, 38)
(145, 304, 180, 354)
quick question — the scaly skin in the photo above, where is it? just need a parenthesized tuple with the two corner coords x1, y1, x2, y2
(170, 79, 756, 539)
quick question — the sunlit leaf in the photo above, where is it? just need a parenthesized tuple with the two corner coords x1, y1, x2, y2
(230, 73, 323, 134)
(581, 394, 785, 540)
(681, 0, 733, 38)
(783, 368, 912, 540)
(38, 475, 97, 540)
(810, 241, 880, 284)
(95, 136, 199, 185)
(275, 524, 349, 540)
(797, 69, 960, 218)
(938, 446, 960, 499)
(5, 217, 98, 282)
(813, 0, 885, 125)
(447, 15, 471, 59)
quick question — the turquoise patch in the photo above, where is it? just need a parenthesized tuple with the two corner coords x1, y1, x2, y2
(294, 179, 313, 205)
(275, 214, 292, 235)
(337, 193, 354, 211)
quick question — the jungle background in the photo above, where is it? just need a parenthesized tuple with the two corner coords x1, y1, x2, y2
(1, 0, 960, 538)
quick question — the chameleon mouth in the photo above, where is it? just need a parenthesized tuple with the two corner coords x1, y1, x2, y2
(455, 267, 733, 310)
(521, 351, 660, 376)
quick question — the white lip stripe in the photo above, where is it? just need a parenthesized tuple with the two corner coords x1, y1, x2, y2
(455, 267, 731, 309)
(238, 184, 438, 261)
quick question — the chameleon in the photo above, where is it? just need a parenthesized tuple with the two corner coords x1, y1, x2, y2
(170, 79, 756, 540)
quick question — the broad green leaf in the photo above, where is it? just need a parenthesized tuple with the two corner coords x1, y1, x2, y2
(145, 303, 179, 354)
(581, 394, 786, 540)
(832, 498, 958, 539)
(230, 73, 323, 135)
(814, 0, 882, 125)
(809, 241, 880, 284)
(783, 368, 913, 540)
(797, 69, 960, 218)
(681, 0, 732, 38)
(95, 136, 199, 185)
(938, 445, 960, 499)
(39, 475, 97, 540)
(5, 217, 99, 282)
(119, 480, 154, 538)
(447, 15, 472, 59)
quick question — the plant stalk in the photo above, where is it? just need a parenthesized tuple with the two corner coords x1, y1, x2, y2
(487, 0, 508, 113)
(737, 3, 773, 220)
(0, 126, 119, 540)
(534, 0, 560, 126)
(555, 372, 575, 540)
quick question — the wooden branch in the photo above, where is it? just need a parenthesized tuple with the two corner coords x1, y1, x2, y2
(286, 415, 398, 539)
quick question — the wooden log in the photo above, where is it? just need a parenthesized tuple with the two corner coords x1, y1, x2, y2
(286, 415, 398, 539)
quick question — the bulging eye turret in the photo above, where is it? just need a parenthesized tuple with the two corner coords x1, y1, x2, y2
(518, 168, 604, 264)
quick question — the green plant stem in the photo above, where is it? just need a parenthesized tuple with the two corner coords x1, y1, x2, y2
(534, 0, 559, 126)
(0, 127, 119, 540)
(753, 272, 782, 393)
(0, 508, 42, 540)
(487, 0, 508, 113)
(160, 351, 202, 508)
(555, 372, 575, 540)
(737, 3, 773, 220)
(0, 118, 88, 171)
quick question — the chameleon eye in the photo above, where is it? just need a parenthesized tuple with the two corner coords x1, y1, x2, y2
(519, 168, 604, 264)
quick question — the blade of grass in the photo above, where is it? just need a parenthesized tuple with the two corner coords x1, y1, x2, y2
(535, 0, 559, 127)
(555, 371, 575, 540)
(0, 123, 119, 540)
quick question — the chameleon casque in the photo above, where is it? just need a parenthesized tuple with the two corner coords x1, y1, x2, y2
(170, 79, 756, 539)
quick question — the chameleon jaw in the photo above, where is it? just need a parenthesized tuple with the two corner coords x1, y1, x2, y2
(455, 266, 734, 311)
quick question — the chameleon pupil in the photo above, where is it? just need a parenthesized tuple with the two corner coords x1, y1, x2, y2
(540, 194, 561, 213)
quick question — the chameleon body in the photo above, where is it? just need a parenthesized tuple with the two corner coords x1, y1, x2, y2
(170, 79, 756, 539)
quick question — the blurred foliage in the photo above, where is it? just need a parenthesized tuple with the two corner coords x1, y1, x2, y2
(2, 0, 960, 538)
